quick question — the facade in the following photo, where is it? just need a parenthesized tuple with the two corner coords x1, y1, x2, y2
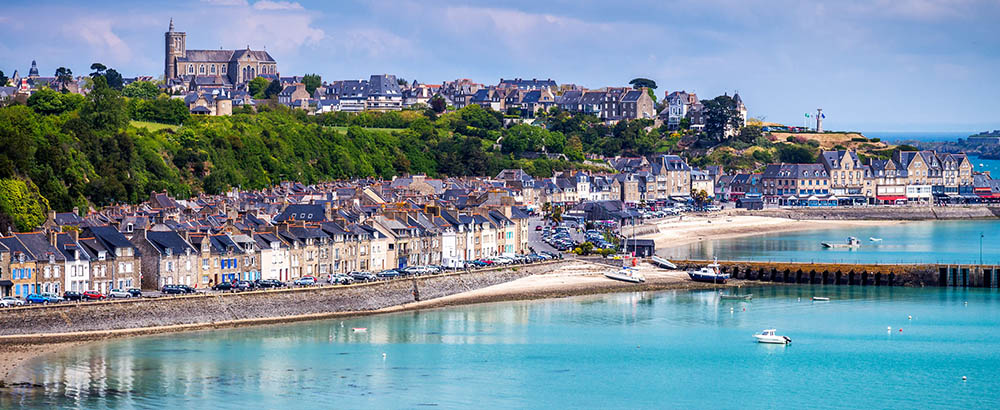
(164, 19, 277, 86)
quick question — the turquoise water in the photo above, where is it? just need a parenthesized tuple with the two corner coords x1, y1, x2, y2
(4, 286, 1000, 409)
(971, 155, 1000, 175)
(864, 131, 973, 143)
(664, 220, 1000, 265)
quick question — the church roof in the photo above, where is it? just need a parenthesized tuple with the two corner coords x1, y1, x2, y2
(177, 49, 276, 63)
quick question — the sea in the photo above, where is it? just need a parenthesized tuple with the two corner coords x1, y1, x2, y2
(862, 131, 974, 144)
(3, 286, 999, 410)
(663, 219, 1000, 265)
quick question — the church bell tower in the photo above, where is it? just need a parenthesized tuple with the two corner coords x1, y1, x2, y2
(164, 18, 186, 80)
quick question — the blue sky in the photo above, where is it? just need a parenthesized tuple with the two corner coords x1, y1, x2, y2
(1, 0, 999, 132)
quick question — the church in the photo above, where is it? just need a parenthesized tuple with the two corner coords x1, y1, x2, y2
(164, 19, 278, 88)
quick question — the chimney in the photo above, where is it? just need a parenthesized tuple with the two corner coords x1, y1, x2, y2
(48, 228, 59, 246)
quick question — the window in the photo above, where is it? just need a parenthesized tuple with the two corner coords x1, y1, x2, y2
(222, 65, 227, 74)
(199, 65, 205, 74)
(188, 65, 194, 74)
(210, 65, 216, 74)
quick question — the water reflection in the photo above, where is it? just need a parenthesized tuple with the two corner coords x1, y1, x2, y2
(4, 286, 1000, 409)
(665, 220, 1000, 265)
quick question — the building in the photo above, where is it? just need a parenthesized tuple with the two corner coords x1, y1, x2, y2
(664, 91, 698, 130)
(164, 19, 278, 87)
(648, 155, 692, 201)
(132, 229, 199, 289)
(761, 164, 831, 205)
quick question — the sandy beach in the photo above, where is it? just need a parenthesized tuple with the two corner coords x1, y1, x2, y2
(637, 214, 905, 251)
(0, 259, 744, 384)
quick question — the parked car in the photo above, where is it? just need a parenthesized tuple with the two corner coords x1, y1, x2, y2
(234, 281, 253, 291)
(109, 288, 134, 298)
(376, 269, 400, 279)
(162, 284, 196, 294)
(212, 282, 236, 291)
(535, 225, 543, 231)
(255, 279, 287, 288)
(349, 271, 377, 282)
(26, 293, 64, 304)
(82, 290, 106, 301)
(293, 276, 317, 286)
(127, 288, 143, 297)
(0, 296, 26, 307)
(62, 291, 83, 301)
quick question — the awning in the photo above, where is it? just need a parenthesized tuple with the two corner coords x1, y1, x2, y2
(977, 193, 1000, 199)
(876, 195, 906, 201)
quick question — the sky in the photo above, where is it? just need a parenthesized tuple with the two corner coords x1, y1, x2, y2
(1, 0, 999, 132)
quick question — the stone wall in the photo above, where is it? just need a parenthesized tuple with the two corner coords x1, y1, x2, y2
(673, 259, 943, 286)
(0, 261, 570, 338)
(736, 206, 1000, 221)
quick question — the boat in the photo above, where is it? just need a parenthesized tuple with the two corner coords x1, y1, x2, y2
(811, 296, 830, 301)
(822, 237, 861, 248)
(753, 329, 791, 344)
(651, 256, 677, 269)
(869, 237, 882, 242)
(605, 266, 646, 283)
(352, 327, 368, 333)
(687, 261, 730, 284)
(720, 294, 752, 301)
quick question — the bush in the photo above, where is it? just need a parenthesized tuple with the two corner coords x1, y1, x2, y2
(870, 138, 881, 143)
(850, 137, 868, 142)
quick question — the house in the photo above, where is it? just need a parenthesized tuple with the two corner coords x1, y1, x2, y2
(498, 78, 557, 91)
(132, 228, 199, 289)
(618, 89, 656, 120)
(80, 226, 142, 292)
(690, 169, 716, 198)
(820, 150, 873, 204)
(648, 155, 692, 201)
(366, 74, 402, 111)
(761, 164, 831, 205)
(56, 232, 90, 293)
(664, 91, 698, 130)
(278, 83, 310, 106)
(184, 89, 232, 116)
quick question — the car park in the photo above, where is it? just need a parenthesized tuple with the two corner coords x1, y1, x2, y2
(0, 296, 26, 307)
(82, 290, 105, 301)
(108, 288, 132, 298)
(293, 276, 317, 286)
(26, 293, 64, 304)
(62, 291, 83, 301)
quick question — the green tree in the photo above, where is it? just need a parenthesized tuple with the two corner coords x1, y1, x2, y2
(0, 70, 7, 86)
(248, 77, 270, 98)
(778, 144, 816, 163)
(693, 189, 709, 206)
(566, 135, 584, 161)
(104, 68, 124, 90)
(54, 67, 73, 90)
(122, 81, 160, 99)
(0, 178, 49, 232)
(629, 78, 657, 89)
(702, 95, 742, 142)
(27, 88, 69, 115)
(302, 73, 321, 94)
(264, 79, 283, 98)
(89, 63, 107, 77)
(81, 75, 128, 132)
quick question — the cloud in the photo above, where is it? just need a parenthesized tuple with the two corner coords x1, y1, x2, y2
(200, 0, 249, 6)
(253, 1, 303, 10)
(60, 18, 132, 64)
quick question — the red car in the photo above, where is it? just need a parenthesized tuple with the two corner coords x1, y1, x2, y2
(82, 290, 106, 301)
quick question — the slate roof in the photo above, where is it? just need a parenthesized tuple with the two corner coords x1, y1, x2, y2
(145, 231, 196, 255)
(178, 49, 276, 63)
(273, 204, 326, 223)
(368, 74, 401, 97)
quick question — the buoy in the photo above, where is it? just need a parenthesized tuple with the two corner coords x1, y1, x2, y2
(742, 308, 746, 312)
(382, 353, 387, 359)
(899, 328, 903, 332)
(962, 376, 967, 381)
(908, 315, 912, 320)
(887, 326, 892, 332)
(965, 301, 968, 305)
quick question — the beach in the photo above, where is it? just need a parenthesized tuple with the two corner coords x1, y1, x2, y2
(637, 214, 905, 251)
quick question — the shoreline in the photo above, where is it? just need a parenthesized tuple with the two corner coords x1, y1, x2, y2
(637, 214, 907, 251)
(0, 260, 757, 385)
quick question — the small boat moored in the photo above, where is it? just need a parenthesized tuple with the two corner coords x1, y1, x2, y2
(651, 256, 677, 270)
(687, 261, 730, 284)
(822, 237, 861, 248)
(811, 297, 830, 301)
(869, 237, 882, 242)
(352, 327, 368, 333)
(753, 329, 791, 344)
(605, 266, 646, 283)
(720, 294, 752, 301)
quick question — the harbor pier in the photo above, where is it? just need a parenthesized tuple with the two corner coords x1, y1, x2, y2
(672, 260, 1000, 288)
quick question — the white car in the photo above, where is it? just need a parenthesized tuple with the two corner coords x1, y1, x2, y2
(0, 296, 26, 307)
(108, 288, 132, 298)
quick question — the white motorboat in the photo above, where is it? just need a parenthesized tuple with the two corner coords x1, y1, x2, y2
(753, 329, 791, 344)
(651, 256, 677, 269)
(822, 237, 861, 248)
(811, 296, 830, 301)
(605, 266, 645, 283)
(352, 327, 368, 333)
(687, 261, 730, 284)
(869, 237, 882, 242)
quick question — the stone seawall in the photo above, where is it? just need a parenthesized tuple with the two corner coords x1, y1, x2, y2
(0, 261, 571, 338)
(739, 206, 1000, 221)
(674, 259, 952, 287)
